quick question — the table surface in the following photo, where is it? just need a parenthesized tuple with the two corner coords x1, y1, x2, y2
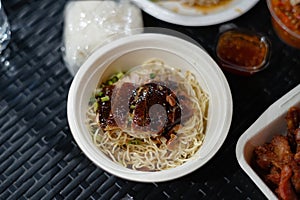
(1, 0, 299, 199)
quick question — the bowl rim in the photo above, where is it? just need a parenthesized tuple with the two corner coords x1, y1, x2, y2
(67, 33, 233, 182)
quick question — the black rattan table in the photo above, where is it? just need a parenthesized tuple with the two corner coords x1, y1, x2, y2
(1, 0, 299, 199)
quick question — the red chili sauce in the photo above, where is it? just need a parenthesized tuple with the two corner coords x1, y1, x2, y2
(270, 0, 300, 48)
(216, 30, 269, 75)
(272, 0, 300, 34)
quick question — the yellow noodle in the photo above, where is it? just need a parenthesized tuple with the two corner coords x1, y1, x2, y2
(86, 59, 209, 171)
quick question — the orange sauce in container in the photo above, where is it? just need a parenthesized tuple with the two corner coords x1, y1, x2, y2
(267, 0, 300, 49)
(216, 29, 270, 75)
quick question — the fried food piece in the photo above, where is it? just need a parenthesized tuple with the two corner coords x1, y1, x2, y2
(290, 160, 300, 193)
(277, 165, 298, 200)
(253, 106, 300, 199)
(286, 106, 300, 151)
(255, 143, 277, 170)
(295, 128, 300, 163)
(254, 135, 293, 170)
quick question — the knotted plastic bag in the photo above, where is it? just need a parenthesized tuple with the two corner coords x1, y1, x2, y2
(62, 0, 143, 76)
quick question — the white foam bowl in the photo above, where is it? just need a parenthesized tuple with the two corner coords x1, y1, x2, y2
(236, 84, 300, 199)
(67, 33, 232, 182)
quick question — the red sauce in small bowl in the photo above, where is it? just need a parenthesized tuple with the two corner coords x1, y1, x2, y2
(216, 29, 270, 75)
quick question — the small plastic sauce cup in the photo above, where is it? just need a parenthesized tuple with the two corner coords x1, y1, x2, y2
(266, 0, 300, 49)
(216, 29, 270, 75)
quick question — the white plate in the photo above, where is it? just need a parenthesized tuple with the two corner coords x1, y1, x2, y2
(236, 84, 300, 199)
(131, 0, 259, 26)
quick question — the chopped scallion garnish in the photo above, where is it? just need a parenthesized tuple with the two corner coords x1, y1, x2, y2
(101, 96, 110, 102)
(150, 73, 156, 79)
(128, 139, 142, 145)
(111, 77, 118, 83)
(116, 72, 124, 79)
(130, 105, 136, 109)
(93, 102, 99, 112)
(95, 91, 103, 98)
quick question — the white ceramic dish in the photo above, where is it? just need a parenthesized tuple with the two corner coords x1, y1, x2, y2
(67, 33, 232, 182)
(131, 0, 259, 26)
(236, 84, 300, 199)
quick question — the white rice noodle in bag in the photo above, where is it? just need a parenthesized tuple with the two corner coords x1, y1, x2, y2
(63, 0, 143, 75)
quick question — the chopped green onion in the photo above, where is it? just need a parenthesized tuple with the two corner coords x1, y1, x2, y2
(103, 72, 124, 86)
(150, 73, 156, 79)
(128, 117, 132, 124)
(128, 139, 141, 145)
(130, 105, 136, 109)
(93, 102, 99, 112)
(111, 77, 118, 83)
(107, 80, 113, 85)
(116, 72, 124, 79)
(95, 91, 103, 98)
(101, 96, 110, 102)
(94, 88, 102, 97)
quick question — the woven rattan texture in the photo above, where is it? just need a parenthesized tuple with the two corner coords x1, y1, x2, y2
(0, 0, 299, 199)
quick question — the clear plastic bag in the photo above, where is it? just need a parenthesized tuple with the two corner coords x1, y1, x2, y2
(62, 0, 143, 76)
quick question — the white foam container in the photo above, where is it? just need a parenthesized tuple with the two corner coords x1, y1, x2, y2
(236, 84, 300, 199)
(67, 33, 232, 182)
